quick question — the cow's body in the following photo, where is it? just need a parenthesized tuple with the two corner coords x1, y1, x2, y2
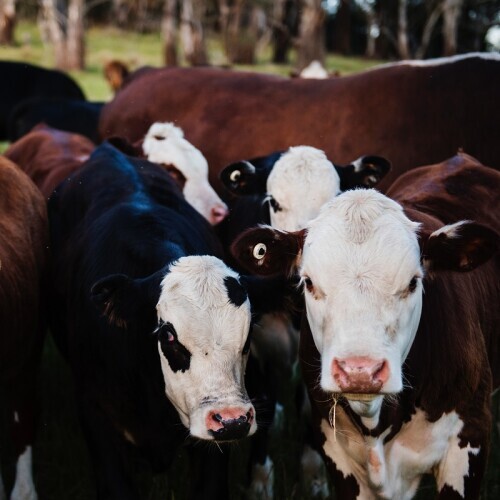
(4, 124, 94, 199)
(8, 97, 103, 143)
(99, 53, 500, 194)
(232, 153, 499, 499)
(0, 61, 85, 140)
(48, 143, 288, 499)
(0, 157, 48, 499)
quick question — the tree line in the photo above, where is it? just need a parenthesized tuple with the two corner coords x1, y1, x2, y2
(1, 0, 498, 70)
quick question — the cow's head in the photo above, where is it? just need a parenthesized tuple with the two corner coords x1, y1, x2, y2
(143, 122, 228, 225)
(221, 147, 390, 231)
(91, 255, 257, 441)
(231, 190, 498, 420)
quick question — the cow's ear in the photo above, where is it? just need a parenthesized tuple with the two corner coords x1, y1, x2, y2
(336, 155, 391, 190)
(422, 221, 498, 272)
(231, 226, 305, 276)
(91, 273, 161, 328)
(220, 151, 284, 195)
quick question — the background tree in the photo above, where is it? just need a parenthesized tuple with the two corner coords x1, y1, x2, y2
(296, 0, 325, 70)
(162, 0, 178, 65)
(0, 0, 16, 45)
(180, 0, 208, 65)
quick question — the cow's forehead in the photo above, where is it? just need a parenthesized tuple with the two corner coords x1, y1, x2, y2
(302, 190, 421, 286)
(267, 146, 340, 202)
(157, 256, 250, 315)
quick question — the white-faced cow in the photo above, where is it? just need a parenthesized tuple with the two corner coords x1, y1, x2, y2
(0, 157, 48, 500)
(110, 122, 228, 225)
(231, 152, 499, 499)
(47, 142, 288, 499)
(99, 53, 500, 195)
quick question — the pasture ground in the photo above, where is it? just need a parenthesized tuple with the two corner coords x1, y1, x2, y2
(0, 20, 498, 499)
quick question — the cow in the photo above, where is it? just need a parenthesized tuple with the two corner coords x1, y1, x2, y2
(99, 53, 500, 195)
(4, 123, 95, 199)
(7, 97, 104, 143)
(103, 60, 130, 93)
(230, 152, 499, 499)
(0, 157, 48, 500)
(110, 122, 228, 225)
(0, 61, 85, 140)
(47, 142, 289, 499)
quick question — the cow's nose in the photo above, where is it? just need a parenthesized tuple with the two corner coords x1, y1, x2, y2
(332, 356, 389, 393)
(206, 407, 254, 441)
(210, 204, 229, 224)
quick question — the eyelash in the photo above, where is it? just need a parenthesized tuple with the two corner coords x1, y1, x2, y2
(303, 277, 313, 293)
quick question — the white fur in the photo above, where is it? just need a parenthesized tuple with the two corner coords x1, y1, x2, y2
(143, 122, 228, 224)
(155, 255, 256, 440)
(299, 190, 422, 419)
(430, 220, 470, 239)
(299, 60, 329, 79)
(375, 52, 500, 70)
(10, 446, 37, 500)
(266, 146, 341, 231)
(321, 408, 478, 499)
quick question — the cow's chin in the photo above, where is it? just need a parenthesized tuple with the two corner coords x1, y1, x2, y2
(344, 394, 385, 419)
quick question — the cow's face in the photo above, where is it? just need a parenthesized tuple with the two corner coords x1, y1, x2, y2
(155, 256, 255, 440)
(143, 122, 228, 224)
(91, 255, 256, 442)
(266, 147, 341, 231)
(231, 189, 498, 420)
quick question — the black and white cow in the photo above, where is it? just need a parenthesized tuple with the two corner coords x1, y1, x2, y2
(231, 156, 499, 499)
(47, 142, 288, 499)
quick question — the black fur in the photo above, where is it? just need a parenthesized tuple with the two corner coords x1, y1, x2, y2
(224, 276, 248, 307)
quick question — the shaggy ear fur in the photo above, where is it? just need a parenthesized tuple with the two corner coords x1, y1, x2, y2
(219, 151, 284, 195)
(91, 272, 161, 328)
(335, 155, 391, 190)
(231, 226, 305, 276)
(422, 221, 499, 272)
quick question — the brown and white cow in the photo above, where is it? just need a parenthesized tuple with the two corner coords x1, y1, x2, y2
(99, 53, 500, 195)
(4, 123, 94, 199)
(231, 152, 499, 499)
(0, 157, 49, 500)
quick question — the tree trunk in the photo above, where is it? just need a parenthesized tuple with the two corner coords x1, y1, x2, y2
(40, 0, 67, 68)
(162, 0, 178, 66)
(0, 0, 16, 45)
(363, 5, 378, 58)
(334, 0, 351, 55)
(296, 0, 325, 71)
(442, 0, 463, 56)
(272, 0, 296, 63)
(397, 0, 410, 59)
(180, 0, 208, 65)
(66, 0, 85, 70)
(415, 2, 443, 59)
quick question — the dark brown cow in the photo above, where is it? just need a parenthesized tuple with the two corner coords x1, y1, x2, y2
(99, 53, 500, 195)
(0, 157, 48, 499)
(230, 153, 499, 499)
(4, 123, 94, 199)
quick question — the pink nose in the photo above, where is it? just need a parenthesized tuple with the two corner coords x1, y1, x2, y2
(332, 356, 389, 393)
(210, 205, 229, 224)
(206, 407, 254, 441)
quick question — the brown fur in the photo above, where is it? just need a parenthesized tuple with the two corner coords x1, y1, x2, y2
(103, 60, 130, 93)
(99, 58, 500, 195)
(0, 156, 48, 462)
(4, 123, 95, 198)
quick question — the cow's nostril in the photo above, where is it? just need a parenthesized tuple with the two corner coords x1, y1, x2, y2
(213, 413, 223, 423)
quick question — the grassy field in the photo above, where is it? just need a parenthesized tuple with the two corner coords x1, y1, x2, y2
(1, 20, 499, 500)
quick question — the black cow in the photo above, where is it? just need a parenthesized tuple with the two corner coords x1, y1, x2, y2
(8, 97, 103, 143)
(0, 61, 85, 139)
(47, 142, 288, 499)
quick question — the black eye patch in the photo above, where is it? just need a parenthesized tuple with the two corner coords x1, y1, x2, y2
(224, 276, 248, 307)
(157, 321, 191, 373)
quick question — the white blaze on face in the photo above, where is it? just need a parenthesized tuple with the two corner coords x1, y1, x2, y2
(142, 122, 228, 224)
(266, 146, 341, 231)
(155, 255, 256, 440)
(300, 190, 423, 415)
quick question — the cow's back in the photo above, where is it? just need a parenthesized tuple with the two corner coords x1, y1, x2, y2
(99, 54, 500, 195)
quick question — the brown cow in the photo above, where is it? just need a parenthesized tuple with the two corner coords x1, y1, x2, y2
(230, 152, 499, 499)
(99, 53, 500, 195)
(4, 123, 95, 199)
(0, 157, 48, 499)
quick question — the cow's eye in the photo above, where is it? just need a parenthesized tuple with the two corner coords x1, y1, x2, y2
(408, 276, 418, 293)
(303, 277, 314, 293)
(157, 322, 177, 345)
(269, 196, 282, 213)
(230, 170, 241, 182)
